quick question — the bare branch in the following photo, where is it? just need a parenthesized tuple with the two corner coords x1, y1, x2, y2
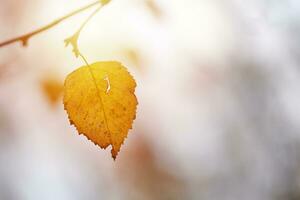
(0, 1, 100, 48)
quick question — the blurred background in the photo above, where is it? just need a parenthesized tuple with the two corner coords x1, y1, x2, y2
(0, 0, 300, 199)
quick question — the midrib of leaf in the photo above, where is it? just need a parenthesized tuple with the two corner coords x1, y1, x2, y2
(80, 55, 112, 145)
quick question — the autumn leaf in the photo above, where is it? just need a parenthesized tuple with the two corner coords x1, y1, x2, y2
(63, 61, 138, 159)
(41, 76, 63, 106)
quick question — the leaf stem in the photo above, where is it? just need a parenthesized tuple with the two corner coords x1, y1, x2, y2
(0, 1, 100, 48)
(79, 53, 90, 66)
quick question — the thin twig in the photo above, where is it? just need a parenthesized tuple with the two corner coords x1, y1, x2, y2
(78, 5, 102, 33)
(0, 1, 100, 48)
(64, 5, 103, 57)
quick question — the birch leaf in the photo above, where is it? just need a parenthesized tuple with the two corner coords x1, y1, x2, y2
(63, 61, 137, 159)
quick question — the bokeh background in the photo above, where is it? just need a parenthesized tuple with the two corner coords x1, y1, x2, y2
(0, 0, 300, 199)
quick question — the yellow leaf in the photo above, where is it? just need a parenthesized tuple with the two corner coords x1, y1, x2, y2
(40, 76, 63, 106)
(63, 61, 138, 159)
